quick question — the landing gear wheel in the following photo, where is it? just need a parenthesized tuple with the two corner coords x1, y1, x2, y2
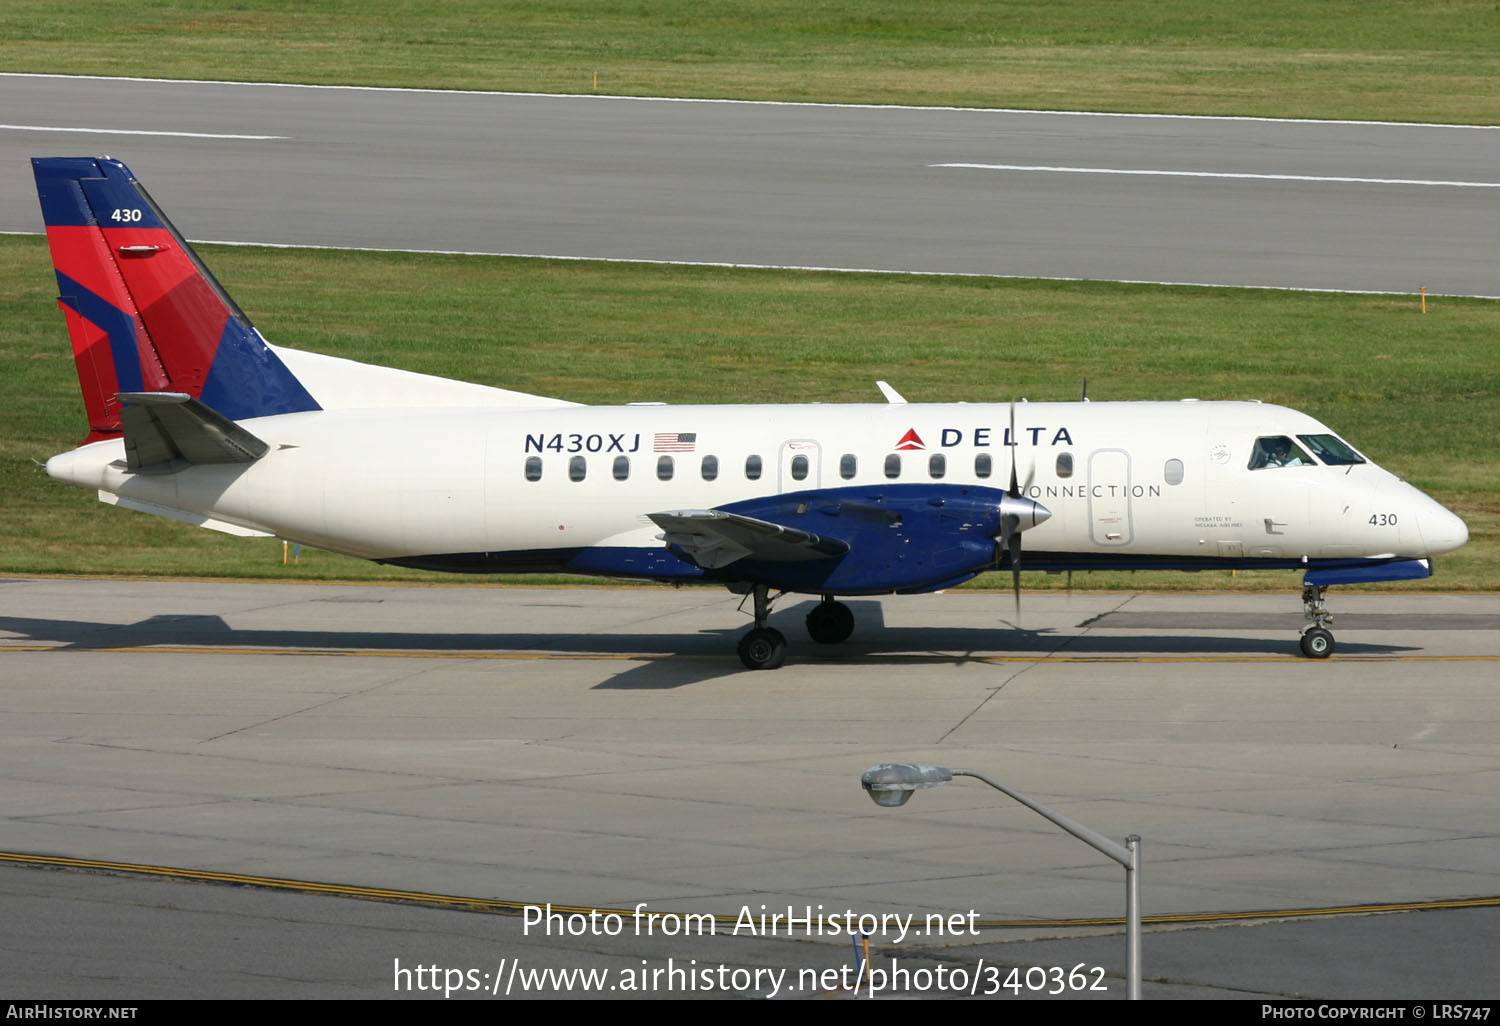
(805, 601, 855, 645)
(1299, 627, 1335, 659)
(738, 627, 787, 670)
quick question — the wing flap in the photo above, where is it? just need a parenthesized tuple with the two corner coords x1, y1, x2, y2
(648, 509, 849, 569)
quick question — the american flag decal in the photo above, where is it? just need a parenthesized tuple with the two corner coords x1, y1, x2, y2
(654, 432, 697, 452)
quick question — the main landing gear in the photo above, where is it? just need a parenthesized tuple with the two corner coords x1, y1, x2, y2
(735, 589, 857, 669)
(805, 596, 855, 645)
(1298, 584, 1335, 659)
(737, 583, 787, 670)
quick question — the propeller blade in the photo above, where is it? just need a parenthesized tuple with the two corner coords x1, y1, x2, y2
(995, 496, 1050, 624)
(1008, 400, 1020, 498)
(1008, 515, 1023, 619)
(1008, 399, 1037, 497)
(1001, 407, 1047, 624)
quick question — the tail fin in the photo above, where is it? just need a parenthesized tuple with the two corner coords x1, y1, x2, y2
(32, 156, 320, 443)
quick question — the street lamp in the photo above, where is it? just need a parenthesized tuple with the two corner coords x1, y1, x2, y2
(860, 762, 1142, 1000)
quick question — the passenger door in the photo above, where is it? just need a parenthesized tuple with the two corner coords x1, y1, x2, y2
(1088, 448, 1134, 546)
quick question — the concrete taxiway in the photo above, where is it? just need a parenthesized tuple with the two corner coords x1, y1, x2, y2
(2, 576, 1498, 997)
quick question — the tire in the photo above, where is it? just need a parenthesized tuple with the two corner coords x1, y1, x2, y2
(738, 627, 787, 670)
(805, 601, 855, 645)
(1299, 627, 1334, 659)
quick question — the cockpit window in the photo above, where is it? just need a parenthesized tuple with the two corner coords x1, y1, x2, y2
(1297, 434, 1366, 466)
(1248, 435, 1314, 470)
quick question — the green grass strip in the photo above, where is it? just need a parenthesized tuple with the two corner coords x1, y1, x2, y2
(2, 1, 1497, 123)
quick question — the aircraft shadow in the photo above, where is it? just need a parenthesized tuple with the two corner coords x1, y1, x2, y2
(0, 598, 1423, 692)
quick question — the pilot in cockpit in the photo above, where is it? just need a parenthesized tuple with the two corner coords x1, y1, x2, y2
(1250, 436, 1311, 469)
(1268, 438, 1306, 467)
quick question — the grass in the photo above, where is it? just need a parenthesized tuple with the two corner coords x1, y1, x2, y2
(3, 233, 1495, 591)
(1, 1, 1498, 122)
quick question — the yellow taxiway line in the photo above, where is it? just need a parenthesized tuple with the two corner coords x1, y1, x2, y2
(4, 850, 1498, 928)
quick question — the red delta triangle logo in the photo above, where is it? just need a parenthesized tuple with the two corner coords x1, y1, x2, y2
(894, 429, 925, 451)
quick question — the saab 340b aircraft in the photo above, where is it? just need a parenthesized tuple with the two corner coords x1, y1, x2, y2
(33, 157, 1468, 668)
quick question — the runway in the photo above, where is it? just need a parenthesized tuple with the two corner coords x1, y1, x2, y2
(3, 576, 1498, 997)
(3, 74, 1498, 295)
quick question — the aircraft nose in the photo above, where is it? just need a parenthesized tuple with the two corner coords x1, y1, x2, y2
(1418, 499, 1469, 555)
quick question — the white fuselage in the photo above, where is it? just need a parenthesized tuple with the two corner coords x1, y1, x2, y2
(46, 399, 1468, 582)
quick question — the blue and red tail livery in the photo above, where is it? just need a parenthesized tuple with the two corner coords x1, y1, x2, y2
(32, 156, 319, 442)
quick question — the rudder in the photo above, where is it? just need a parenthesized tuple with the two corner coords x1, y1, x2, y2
(32, 156, 320, 443)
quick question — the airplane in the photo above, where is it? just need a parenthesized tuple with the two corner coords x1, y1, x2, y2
(32, 156, 1469, 669)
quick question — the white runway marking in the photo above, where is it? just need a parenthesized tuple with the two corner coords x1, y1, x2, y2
(931, 163, 1500, 189)
(1, 123, 285, 140)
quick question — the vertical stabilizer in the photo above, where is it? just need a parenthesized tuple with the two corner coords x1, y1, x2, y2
(32, 156, 320, 443)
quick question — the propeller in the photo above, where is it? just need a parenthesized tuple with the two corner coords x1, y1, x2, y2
(1000, 511, 1024, 619)
(997, 401, 1051, 621)
(1071, 378, 1087, 588)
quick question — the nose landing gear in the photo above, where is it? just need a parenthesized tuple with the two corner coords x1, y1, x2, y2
(1299, 585, 1335, 658)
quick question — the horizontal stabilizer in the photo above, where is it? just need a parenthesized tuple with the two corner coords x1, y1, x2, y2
(118, 391, 270, 470)
(648, 509, 850, 570)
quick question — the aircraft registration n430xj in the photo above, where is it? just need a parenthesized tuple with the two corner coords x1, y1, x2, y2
(33, 157, 1469, 668)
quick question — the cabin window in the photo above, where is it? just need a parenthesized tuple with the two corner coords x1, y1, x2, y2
(1056, 453, 1074, 479)
(524, 456, 542, 482)
(701, 455, 719, 481)
(745, 454, 762, 480)
(568, 456, 587, 482)
(1298, 434, 1366, 466)
(928, 453, 946, 479)
(974, 453, 992, 479)
(790, 454, 809, 481)
(840, 453, 857, 479)
(884, 453, 901, 479)
(657, 455, 674, 481)
(1249, 436, 1314, 470)
(1164, 458, 1184, 485)
(613, 456, 630, 481)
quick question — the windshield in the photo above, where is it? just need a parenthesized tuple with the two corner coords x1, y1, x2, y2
(1297, 433, 1366, 466)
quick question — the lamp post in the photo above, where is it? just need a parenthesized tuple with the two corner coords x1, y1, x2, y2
(860, 762, 1142, 1000)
